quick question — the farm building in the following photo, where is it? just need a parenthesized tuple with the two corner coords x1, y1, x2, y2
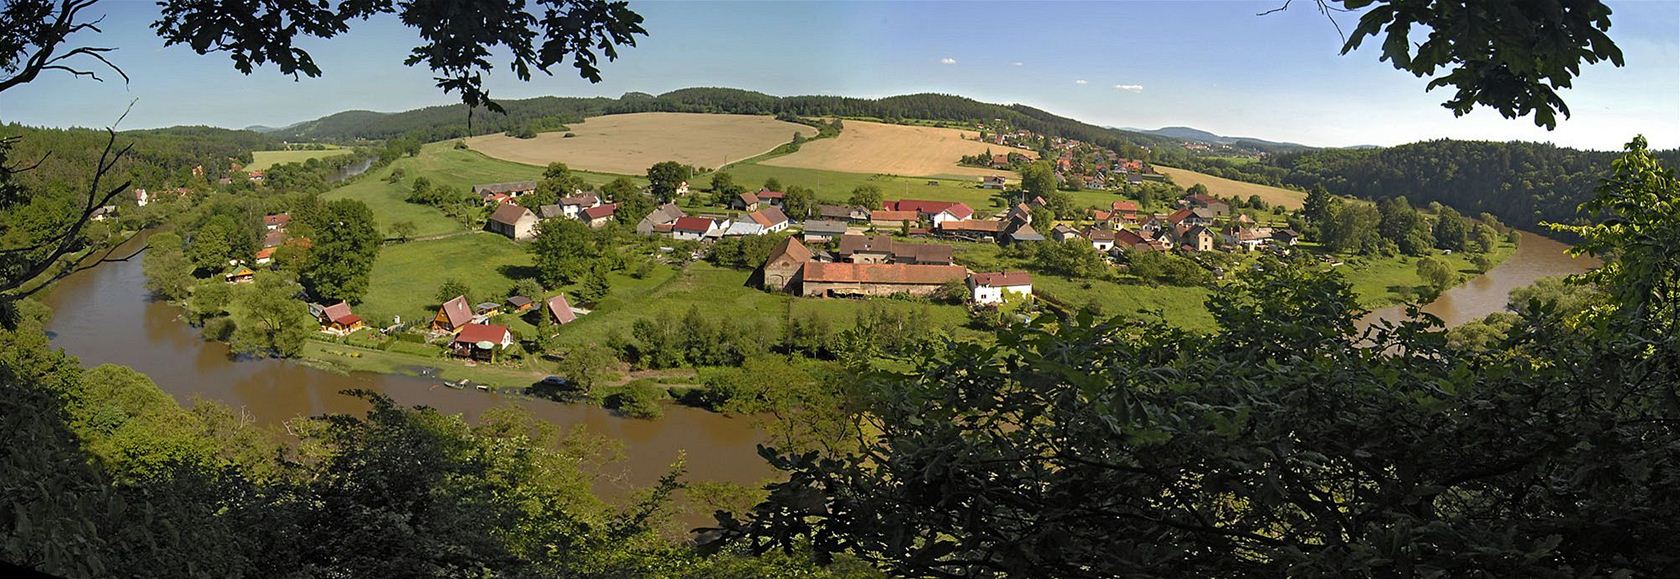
(732, 191, 760, 211)
(799, 262, 967, 298)
(981, 175, 1007, 189)
(637, 203, 687, 235)
(486, 204, 539, 241)
(968, 271, 1033, 305)
(474, 181, 537, 200)
(869, 210, 918, 228)
(836, 234, 954, 265)
(801, 220, 849, 243)
(762, 236, 814, 292)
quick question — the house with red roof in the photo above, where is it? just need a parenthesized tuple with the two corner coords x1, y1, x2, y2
(318, 301, 365, 335)
(670, 216, 721, 241)
(580, 203, 618, 228)
(264, 213, 290, 230)
(432, 295, 474, 332)
(883, 200, 974, 226)
(799, 262, 968, 298)
(968, 271, 1033, 305)
(450, 323, 514, 360)
(545, 294, 577, 325)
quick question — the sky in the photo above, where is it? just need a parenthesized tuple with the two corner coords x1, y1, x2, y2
(3, 0, 1677, 150)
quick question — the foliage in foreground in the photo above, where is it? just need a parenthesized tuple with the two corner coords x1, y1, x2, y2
(713, 139, 1680, 577)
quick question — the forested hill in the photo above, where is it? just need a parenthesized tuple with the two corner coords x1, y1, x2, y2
(2, 124, 279, 194)
(1266, 139, 1680, 230)
(269, 87, 1175, 157)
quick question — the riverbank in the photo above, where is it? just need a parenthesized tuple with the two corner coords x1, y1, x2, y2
(1339, 236, 1520, 310)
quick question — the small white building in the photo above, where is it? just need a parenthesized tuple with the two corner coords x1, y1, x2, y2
(670, 216, 722, 241)
(133, 188, 150, 207)
(968, 271, 1033, 305)
(486, 204, 539, 241)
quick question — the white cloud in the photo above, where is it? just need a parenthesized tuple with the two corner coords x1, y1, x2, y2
(1012, 62, 1024, 67)
(939, 57, 957, 65)
(1075, 79, 1088, 85)
(1113, 84, 1144, 93)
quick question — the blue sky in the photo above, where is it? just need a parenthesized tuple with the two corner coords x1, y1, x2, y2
(4, 0, 1676, 150)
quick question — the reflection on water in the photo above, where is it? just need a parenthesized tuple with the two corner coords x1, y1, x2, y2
(1362, 231, 1597, 328)
(41, 237, 772, 493)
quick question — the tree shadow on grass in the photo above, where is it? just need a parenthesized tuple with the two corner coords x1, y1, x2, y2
(498, 264, 540, 280)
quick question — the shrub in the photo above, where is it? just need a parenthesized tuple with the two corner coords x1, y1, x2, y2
(202, 316, 237, 341)
(605, 382, 665, 419)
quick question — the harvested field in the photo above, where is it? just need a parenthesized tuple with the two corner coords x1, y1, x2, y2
(247, 148, 351, 171)
(1154, 165, 1307, 210)
(465, 112, 813, 174)
(760, 120, 1037, 179)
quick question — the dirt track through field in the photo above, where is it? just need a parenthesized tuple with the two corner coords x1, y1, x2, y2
(760, 120, 1037, 179)
(465, 112, 814, 175)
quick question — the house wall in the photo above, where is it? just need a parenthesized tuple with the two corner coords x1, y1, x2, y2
(763, 259, 803, 292)
(847, 251, 892, 264)
(801, 281, 945, 298)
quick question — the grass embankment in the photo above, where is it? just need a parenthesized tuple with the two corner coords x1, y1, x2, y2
(247, 147, 351, 171)
(1154, 165, 1307, 210)
(1337, 238, 1519, 309)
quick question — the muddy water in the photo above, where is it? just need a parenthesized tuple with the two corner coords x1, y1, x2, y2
(1362, 230, 1597, 328)
(41, 239, 773, 494)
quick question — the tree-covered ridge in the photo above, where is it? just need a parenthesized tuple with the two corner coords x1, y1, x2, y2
(269, 88, 1174, 157)
(3, 123, 281, 194)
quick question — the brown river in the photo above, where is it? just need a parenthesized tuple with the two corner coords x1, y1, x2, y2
(40, 231, 1592, 495)
(41, 237, 774, 494)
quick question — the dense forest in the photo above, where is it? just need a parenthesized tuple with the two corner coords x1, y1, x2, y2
(267, 87, 1175, 158)
(3, 124, 280, 194)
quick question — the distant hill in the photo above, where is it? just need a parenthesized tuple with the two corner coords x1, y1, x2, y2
(1130, 126, 1313, 153)
(243, 125, 281, 133)
(268, 88, 1180, 158)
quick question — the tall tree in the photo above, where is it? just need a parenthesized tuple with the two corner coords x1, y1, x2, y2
(299, 199, 381, 302)
(230, 271, 314, 357)
(645, 161, 692, 202)
(1433, 205, 1471, 251)
(141, 231, 193, 301)
(782, 185, 817, 219)
(530, 218, 600, 288)
(847, 185, 883, 211)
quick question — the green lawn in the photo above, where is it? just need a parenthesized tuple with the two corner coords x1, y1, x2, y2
(247, 148, 351, 171)
(356, 231, 534, 326)
(300, 340, 547, 389)
(1333, 239, 1519, 308)
(323, 142, 643, 238)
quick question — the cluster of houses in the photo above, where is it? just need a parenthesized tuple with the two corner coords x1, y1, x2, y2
(973, 124, 1159, 190)
(762, 234, 1030, 306)
(424, 293, 582, 360)
(1051, 193, 1299, 257)
(475, 180, 622, 241)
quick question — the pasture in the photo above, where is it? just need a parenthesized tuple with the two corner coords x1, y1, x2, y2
(1154, 165, 1307, 210)
(465, 112, 814, 174)
(355, 231, 536, 326)
(247, 148, 351, 171)
(760, 119, 1037, 179)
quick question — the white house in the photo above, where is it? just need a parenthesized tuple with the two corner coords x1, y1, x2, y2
(745, 206, 791, 234)
(133, 188, 150, 207)
(968, 271, 1033, 305)
(558, 194, 601, 219)
(670, 216, 721, 241)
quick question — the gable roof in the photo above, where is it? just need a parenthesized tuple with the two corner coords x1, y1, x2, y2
(538, 204, 565, 219)
(322, 301, 356, 324)
(1111, 200, 1140, 212)
(559, 193, 600, 206)
(1166, 208, 1194, 225)
(970, 271, 1032, 287)
(581, 203, 618, 220)
(437, 295, 473, 328)
(264, 213, 290, 227)
(545, 294, 576, 324)
(870, 209, 918, 221)
(489, 203, 535, 225)
(671, 216, 715, 233)
(884, 200, 972, 219)
(836, 234, 954, 263)
(644, 203, 686, 225)
(738, 191, 760, 205)
(767, 236, 813, 264)
(1186, 193, 1226, 207)
(938, 219, 1005, 233)
(757, 189, 785, 199)
(801, 262, 967, 285)
(802, 220, 849, 235)
(453, 323, 511, 345)
(748, 206, 789, 227)
(474, 181, 536, 196)
(1007, 223, 1045, 242)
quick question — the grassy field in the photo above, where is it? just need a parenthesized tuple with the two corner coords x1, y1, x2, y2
(761, 119, 1036, 179)
(1154, 165, 1307, 210)
(356, 232, 535, 326)
(323, 142, 639, 238)
(465, 112, 814, 174)
(1334, 239, 1519, 308)
(247, 148, 351, 171)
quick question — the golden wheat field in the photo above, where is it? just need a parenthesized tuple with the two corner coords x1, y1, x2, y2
(1154, 165, 1307, 210)
(760, 120, 1037, 179)
(464, 112, 814, 174)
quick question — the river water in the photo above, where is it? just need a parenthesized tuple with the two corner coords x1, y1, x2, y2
(1362, 231, 1597, 327)
(41, 237, 773, 493)
(39, 230, 1593, 496)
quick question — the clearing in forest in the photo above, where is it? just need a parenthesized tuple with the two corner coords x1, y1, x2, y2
(465, 112, 814, 174)
(760, 120, 1037, 179)
(1153, 165, 1307, 210)
(247, 148, 352, 171)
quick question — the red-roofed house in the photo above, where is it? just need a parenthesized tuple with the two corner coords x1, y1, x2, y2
(580, 203, 618, 228)
(1111, 200, 1140, 220)
(869, 210, 918, 228)
(319, 301, 365, 335)
(670, 216, 721, 241)
(762, 236, 814, 291)
(884, 200, 973, 226)
(451, 323, 514, 360)
(968, 271, 1033, 305)
(264, 213, 290, 230)
(756, 189, 786, 207)
(432, 295, 474, 332)
(545, 294, 577, 325)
